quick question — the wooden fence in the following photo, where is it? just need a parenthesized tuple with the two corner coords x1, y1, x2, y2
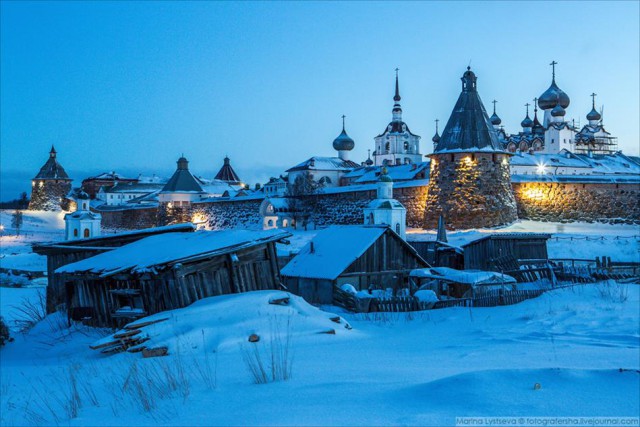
(333, 286, 547, 313)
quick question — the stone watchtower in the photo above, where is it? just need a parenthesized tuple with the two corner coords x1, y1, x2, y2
(29, 146, 73, 211)
(424, 67, 517, 229)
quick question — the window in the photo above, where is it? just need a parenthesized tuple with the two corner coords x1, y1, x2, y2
(404, 141, 409, 151)
(83, 228, 90, 238)
(73, 229, 78, 237)
(385, 142, 390, 153)
(395, 223, 400, 234)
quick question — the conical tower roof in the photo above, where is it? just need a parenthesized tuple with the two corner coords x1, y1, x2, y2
(162, 156, 205, 193)
(34, 145, 71, 180)
(432, 67, 505, 154)
(214, 156, 242, 184)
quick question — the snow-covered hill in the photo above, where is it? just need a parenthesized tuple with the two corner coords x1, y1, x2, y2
(1, 284, 638, 426)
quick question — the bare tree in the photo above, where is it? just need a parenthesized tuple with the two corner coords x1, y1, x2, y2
(11, 210, 23, 236)
(285, 172, 323, 229)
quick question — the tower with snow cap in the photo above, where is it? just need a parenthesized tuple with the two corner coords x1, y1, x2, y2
(423, 67, 517, 229)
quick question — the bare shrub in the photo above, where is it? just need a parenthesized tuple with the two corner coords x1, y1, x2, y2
(596, 280, 629, 303)
(242, 316, 293, 384)
(192, 330, 217, 389)
(12, 291, 46, 333)
(0, 316, 11, 346)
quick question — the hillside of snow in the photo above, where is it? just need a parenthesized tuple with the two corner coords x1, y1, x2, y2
(1, 283, 638, 426)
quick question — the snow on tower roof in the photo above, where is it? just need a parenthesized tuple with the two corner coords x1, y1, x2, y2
(34, 146, 71, 180)
(433, 67, 506, 155)
(57, 229, 291, 277)
(161, 157, 205, 193)
(214, 157, 242, 184)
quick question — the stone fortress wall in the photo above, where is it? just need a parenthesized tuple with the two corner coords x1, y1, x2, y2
(98, 180, 640, 230)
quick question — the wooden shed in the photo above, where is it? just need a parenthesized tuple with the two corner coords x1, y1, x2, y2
(33, 223, 197, 313)
(55, 229, 291, 327)
(281, 225, 429, 304)
(461, 233, 552, 271)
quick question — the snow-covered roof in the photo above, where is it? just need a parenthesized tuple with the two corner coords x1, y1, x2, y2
(343, 162, 430, 184)
(366, 199, 404, 210)
(86, 172, 136, 181)
(409, 267, 517, 287)
(317, 179, 430, 196)
(64, 211, 102, 221)
(137, 174, 168, 184)
(34, 147, 71, 180)
(197, 178, 243, 196)
(214, 157, 242, 184)
(510, 151, 590, 168)
(57, 229, 291, 277)
(162, 158, 205, 194)
(281, 225, 394, 280)
(433, 68, 506, 155)
(104, 182, 165, 193)
(286, 157, 359, 173)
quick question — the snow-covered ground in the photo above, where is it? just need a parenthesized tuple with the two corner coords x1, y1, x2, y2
(0, 211, 638, 425)
(0, 210, 66, 272)
(0, 284, 638, 426)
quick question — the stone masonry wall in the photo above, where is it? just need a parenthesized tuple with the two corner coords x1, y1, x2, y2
(197, 200, 264, 230)
(513, 182, 640, 224)
(95, 180, 640, 230)
(424, 153, 518, 229)
(99, 207, 158, 230)
(28, 180, 72, 211)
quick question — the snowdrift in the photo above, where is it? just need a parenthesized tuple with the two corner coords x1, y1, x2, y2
(91, 290, 352, 356)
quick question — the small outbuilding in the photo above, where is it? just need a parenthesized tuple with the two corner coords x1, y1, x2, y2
(461, 233, 552, 271)
(55, 229, 291, 327)
(281, 225, 429, 304)
(33, 223, 197, 313)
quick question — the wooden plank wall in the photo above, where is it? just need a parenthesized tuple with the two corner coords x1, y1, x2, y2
(66, 241, 282, 328)
(343, 230, 426, 275)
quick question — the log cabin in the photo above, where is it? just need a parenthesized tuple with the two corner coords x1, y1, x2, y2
(280, 225, 429, 304)
(55, 229, 291, 327)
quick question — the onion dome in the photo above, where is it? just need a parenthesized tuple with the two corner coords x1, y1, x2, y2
(521, 115, 533, 128)
(365, 150, 374, 166)
(490, 100, 501, 125)
(551, 104, 566, 117)
(521, 103, 533, 128)
(586, 107, 601, 122)
(333, 115, 355, 151)
(432, 118, 441, 143)
(379, 166, 393, 182)
(586, 93, 601, 122)
(538, 61, 570, 110)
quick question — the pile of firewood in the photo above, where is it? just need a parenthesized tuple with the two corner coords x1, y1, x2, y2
(89, 317, 169, 358)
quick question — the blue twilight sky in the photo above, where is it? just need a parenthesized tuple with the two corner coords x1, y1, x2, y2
(1, 1, 638, 200)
